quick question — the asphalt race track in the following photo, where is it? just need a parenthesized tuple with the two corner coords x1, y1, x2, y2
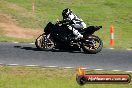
(0, 42, 132, 71)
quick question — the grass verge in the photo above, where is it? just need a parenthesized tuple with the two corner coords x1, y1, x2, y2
(0, 66, 132, 88)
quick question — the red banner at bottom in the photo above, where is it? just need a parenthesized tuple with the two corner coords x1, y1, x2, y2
(76, 74, 131, 85)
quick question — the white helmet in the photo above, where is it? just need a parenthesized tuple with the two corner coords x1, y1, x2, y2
(62, 8, 72, 19)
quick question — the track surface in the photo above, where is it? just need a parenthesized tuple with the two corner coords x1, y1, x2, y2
(0, 42, 132, 71)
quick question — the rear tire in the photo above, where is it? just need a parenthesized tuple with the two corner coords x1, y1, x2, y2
(35, 33, 54, 51)
(82, 35, 103, 54)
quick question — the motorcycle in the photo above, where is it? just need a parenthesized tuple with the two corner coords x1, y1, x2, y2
(35, 21, 103, 54)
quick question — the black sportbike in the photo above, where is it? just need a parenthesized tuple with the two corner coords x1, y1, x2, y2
(35, 21, 103, 54)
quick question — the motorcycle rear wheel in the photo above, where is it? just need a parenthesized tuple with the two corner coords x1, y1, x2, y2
(82, 35, 103, 54)
(35, 33, 54, 51)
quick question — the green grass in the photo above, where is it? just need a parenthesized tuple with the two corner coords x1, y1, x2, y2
(0, 66, 132, 88)
(0, 0, 132, 48)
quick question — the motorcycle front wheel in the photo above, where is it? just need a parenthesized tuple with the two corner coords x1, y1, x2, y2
(82, 35, 103, 54)
(35, 33, 54, 51)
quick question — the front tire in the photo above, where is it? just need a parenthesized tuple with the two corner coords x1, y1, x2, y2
(35, 33, 54, 51)
(82, 35, 103, 54)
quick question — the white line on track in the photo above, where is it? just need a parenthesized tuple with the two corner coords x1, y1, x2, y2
(112, 70, 121, 72)
(125, 71, 132, 73)
(127, 49, 132, 51)
(45, 66, 58, 68)
(109, 48, 115, 50)
(13, 42, 19, 44)
(94, 69, 103, 71)
(63, 67, 74, 69)
(81, 68, 87, 70)
(0, 63, 4, 65)
(25, 65, 38, 67)
(0, 63, 132, 73)
(29, 43, 34, 45)
(7, 64, 19, 66)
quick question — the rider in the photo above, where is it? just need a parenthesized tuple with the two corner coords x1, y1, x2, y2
(60, 8, 86, 40)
